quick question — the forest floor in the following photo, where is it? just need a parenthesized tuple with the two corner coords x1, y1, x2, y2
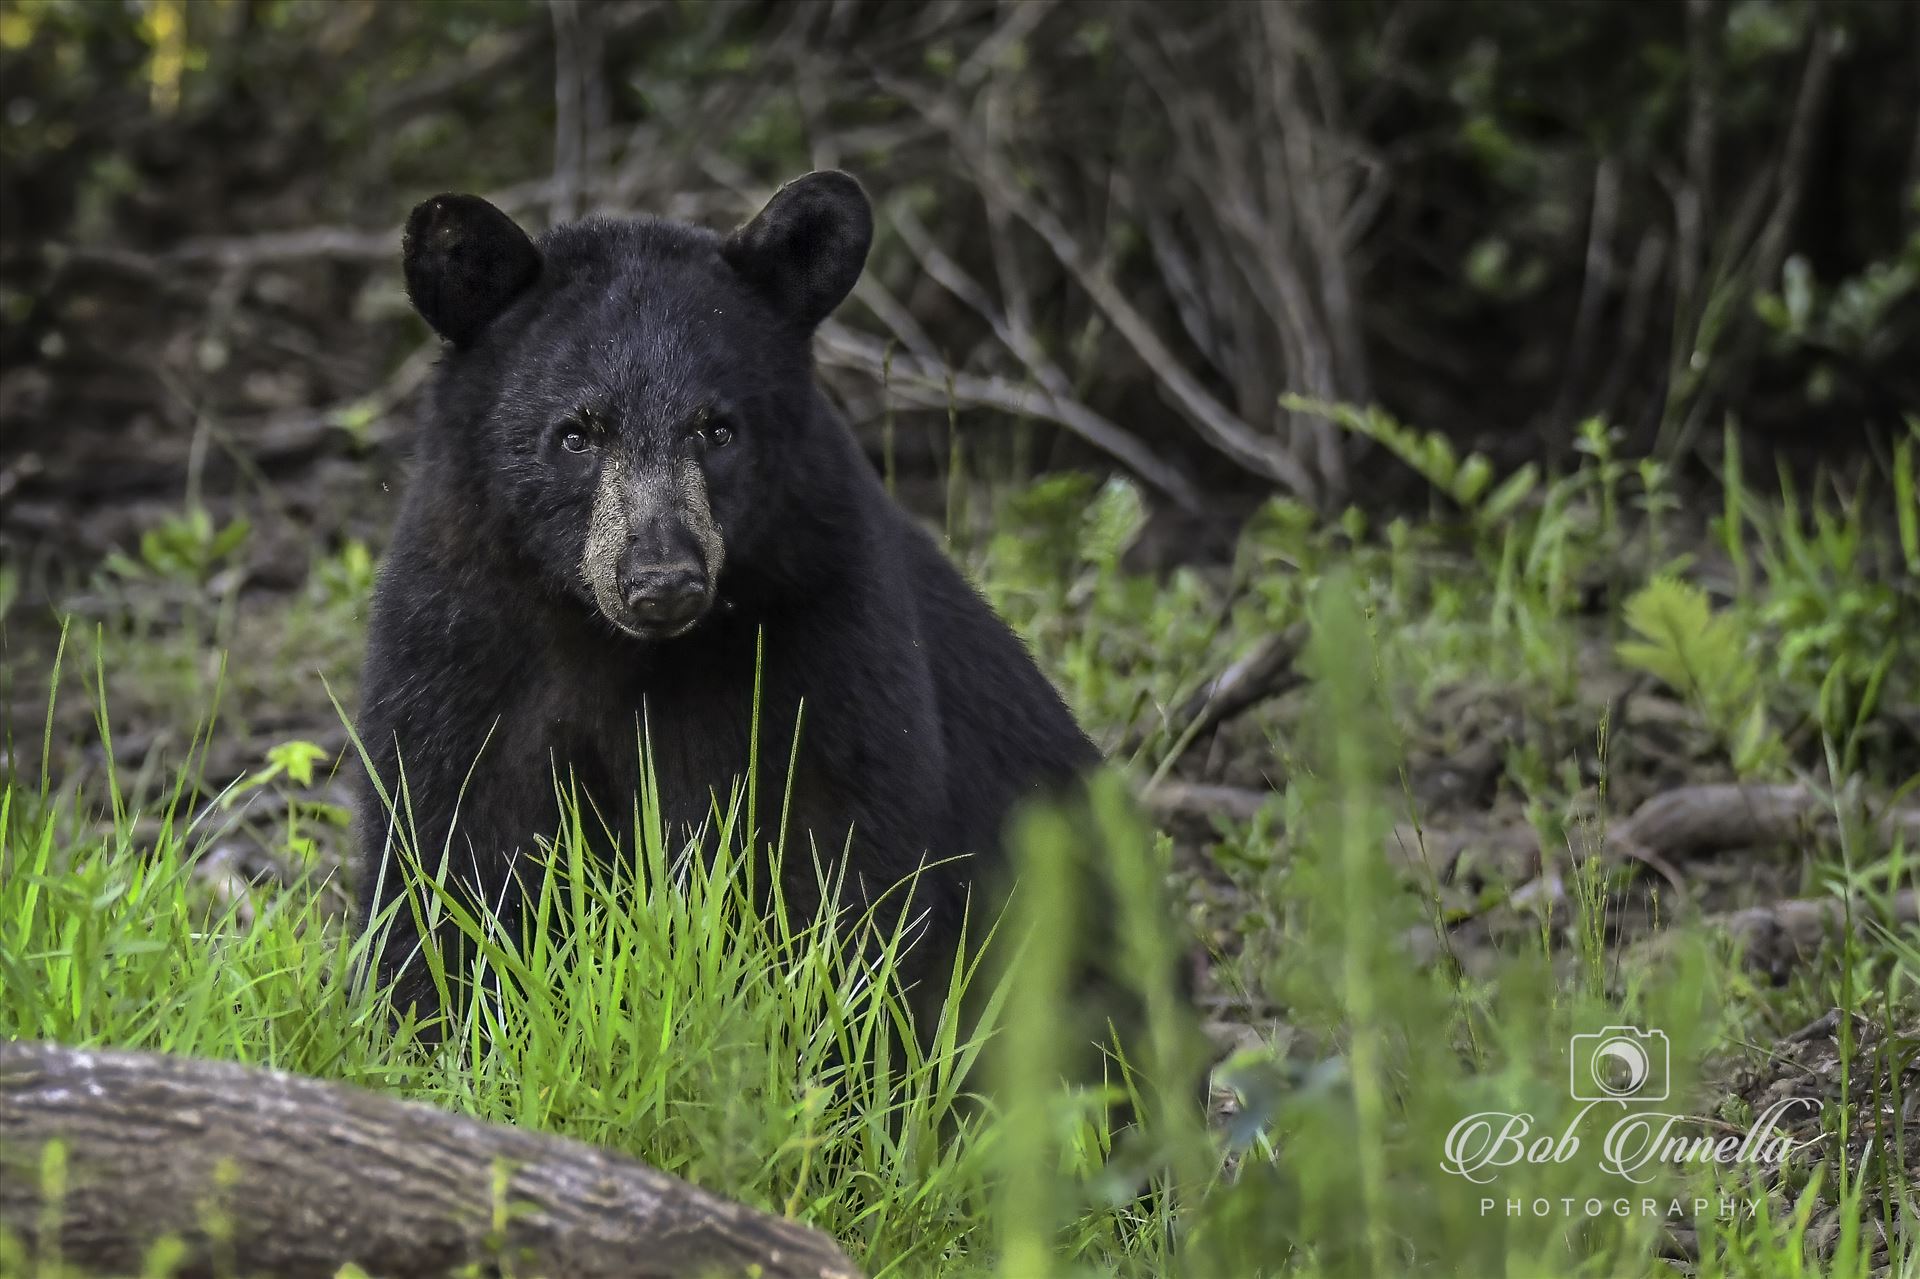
(2, 422, 1917, 1277)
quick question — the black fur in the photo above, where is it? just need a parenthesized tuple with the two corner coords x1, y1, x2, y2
(356, 173, 1099, 1032)
(722, 170, 873, 327)
(402, 194, 542, 348)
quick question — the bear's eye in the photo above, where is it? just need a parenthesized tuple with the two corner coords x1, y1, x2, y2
(560, 431, 590, 454)
(692, 409, 735, 453)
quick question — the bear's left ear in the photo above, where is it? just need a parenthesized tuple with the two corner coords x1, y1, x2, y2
(722, 171, 872, 328)
(403, 193, 542, 348)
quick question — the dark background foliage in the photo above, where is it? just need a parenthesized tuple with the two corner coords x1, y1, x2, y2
(1, 0, 1916, 575)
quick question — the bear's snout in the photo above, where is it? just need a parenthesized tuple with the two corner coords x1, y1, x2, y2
(615, 558, 711, 636)
(579, 448, 726, 640)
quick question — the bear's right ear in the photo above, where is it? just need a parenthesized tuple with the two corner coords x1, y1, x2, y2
(402, 194, 541, 347)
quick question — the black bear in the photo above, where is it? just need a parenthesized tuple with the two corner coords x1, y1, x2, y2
(353, 172, 1103, 1041)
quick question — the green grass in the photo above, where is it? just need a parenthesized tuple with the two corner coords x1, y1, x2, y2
(3, 430, 1918, 1277)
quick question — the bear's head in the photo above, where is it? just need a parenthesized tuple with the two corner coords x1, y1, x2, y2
(401, 171, 872, 640)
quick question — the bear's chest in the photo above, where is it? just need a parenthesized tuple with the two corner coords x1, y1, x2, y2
(512, 633, 783, 844)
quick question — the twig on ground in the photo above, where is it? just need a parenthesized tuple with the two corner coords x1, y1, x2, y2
(1145, 781, 1275, 825)
(1165, 627, 1309, 750)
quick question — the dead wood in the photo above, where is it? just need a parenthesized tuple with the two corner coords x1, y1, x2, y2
(1155, 776, 1919, 887)
(1397, 783, 1920, 882)
(1167, 627, 1309, 750)
(0, 1040, 863, 1279)
(816, 322, 1202, 511)
(1146, 781, 1275, 824)
(1392, 783, 1920, 971)
(1124, 626, 1307, 767)
(879, 72, 1325, 500)
(1161, 778, 1918, 975)
(1613, 783, 1818, 856)
(1636, 889, 1919, 979)
(1718, 888, 1918, 965)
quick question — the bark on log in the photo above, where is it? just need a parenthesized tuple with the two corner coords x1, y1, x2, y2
(1711, 887, 1919, 978)
(1628, 888, 1918, 980)
(0, 1041, 863, 1279)
(1389, 784, 1920, 881)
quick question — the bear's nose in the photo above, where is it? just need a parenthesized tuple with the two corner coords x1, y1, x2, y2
(618, 564, 709, 629)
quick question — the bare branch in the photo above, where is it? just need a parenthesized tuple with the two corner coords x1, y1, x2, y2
(888, 202, 1072, 400)
(549, 0, 588, 224)
(1146, 781, 1274, 825)
(817, 323, 1201, 511)
(53, 227, 391, 272)
(1552, 157, 1622, 430)
(881, 73, 1320, 500)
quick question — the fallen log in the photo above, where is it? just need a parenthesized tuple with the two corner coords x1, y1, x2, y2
(0, 1041, 863, 1279)
(1382, 783, 1920, 882)
(1627, 888, 1919, 980)
(1709, 887, 1920, 978)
